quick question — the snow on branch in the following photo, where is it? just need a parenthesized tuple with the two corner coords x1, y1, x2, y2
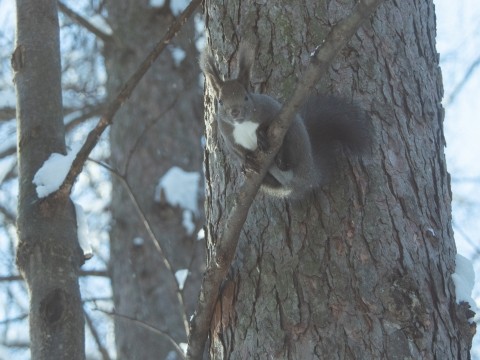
(186, 1, 384, 358)
(33, 143, 81, 198)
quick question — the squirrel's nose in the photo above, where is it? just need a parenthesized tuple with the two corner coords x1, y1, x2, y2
(230, 108, 240, 118)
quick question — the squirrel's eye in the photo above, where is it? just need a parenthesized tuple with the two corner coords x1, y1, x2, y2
(218, 99, 223, 106)
(244, 96, 249, 101)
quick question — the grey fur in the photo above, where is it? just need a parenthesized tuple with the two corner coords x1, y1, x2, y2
(200, 47, 369, 199)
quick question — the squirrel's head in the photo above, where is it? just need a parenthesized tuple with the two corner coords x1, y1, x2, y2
(215, 80, 253, 124)
(200, 45, 255, 124)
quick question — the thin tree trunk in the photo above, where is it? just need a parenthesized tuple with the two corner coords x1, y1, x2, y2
(204, 0, 474, 359)
(104, 2, 204, 359)
(14, 1, 85, 359)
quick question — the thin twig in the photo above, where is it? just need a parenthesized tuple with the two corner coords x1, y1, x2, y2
(123, 97, 179, 176)
(89, 159, 190, 335)
(58, 1, 113, 43)
(96, 308, 186, 360)
(84, 309, 112, 360)
(0, 313, 28, 325)
(0, 270, 108, 282)
(65, 105, 104, 131)
(0, 107, 16, 121)
(445, 56, 480, 106)
(186, 1, 384, 358)
(0, 203, 16, 223)
(0, 105, 103, 159)
(57, 0, 203, 199)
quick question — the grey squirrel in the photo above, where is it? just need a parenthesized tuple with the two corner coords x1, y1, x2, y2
(200, 46, 369, 199)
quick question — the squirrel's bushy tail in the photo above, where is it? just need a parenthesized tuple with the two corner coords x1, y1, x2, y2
(301, 95, 370, 153)
(301, 95, 370, 183)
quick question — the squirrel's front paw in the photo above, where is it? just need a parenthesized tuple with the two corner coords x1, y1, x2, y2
(257, 125, 269, 152)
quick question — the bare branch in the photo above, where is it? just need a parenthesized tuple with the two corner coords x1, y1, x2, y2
(123, 97, 178, 175)
(0, 275, 23, 282)
(0, 203, 16, 223)
(0, 313, 28, 325)
(64, 105, 104, 131)
(0, 340, 29, 349)
(0, 107, 16, 121)
(445, 56, 480, 106)
(57, 0, 203, 199)
(58, 1, 113, 43)
(0, 270, 108, 282)
(90, 159, 189, 335)
(0, 105, 103, 160)
(186, 1, 384, 358)
(96, 308, 186, 360)
(84, 309, 112, 360)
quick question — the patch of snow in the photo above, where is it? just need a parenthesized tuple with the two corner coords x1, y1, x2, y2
(196, 227, 205, 241)
(33, 143, 81, 198)
(452, 253, 477, 311)
(154, 166, 201, 215)
(175, 269, 188, 290)
(179, 342, 188, 354)
(74, 202, 93, 259)
(155, 166, 201, 235)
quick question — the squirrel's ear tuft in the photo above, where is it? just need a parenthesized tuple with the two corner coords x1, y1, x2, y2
(236, 43, 255, 90)
(199, 50, 223, 97)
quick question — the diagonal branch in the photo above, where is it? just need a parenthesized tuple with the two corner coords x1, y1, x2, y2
(96, 308, 186, 360)
(0, 107, 16, 121)
(58, 1, 113, 43)
(89, 158, 190, 335)
(445, 56, 480, 106)
(84, 309, 112, 360)
(56, 0, 203, 199)
(186, 0, 384, 358)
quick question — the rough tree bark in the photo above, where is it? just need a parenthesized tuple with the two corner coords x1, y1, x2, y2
(14, 0, 85, 359)
(104, 1, 204, 359)
(203, 0, 475, 359)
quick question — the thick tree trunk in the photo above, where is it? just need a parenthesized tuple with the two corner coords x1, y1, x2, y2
(14, 0, 85, 359)
(105, 2, 204, 359)
(204, 0, 474, 359)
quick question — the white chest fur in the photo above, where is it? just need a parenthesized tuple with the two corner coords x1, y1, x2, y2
(232, 121, 259, 150)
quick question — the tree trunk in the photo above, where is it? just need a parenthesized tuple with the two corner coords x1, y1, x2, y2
(104, 2, 204, 359)
(14, 1, 85, 359)
(204, 0, 474, 359)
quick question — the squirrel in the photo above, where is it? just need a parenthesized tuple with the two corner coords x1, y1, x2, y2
(200, 46, 370, 199)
